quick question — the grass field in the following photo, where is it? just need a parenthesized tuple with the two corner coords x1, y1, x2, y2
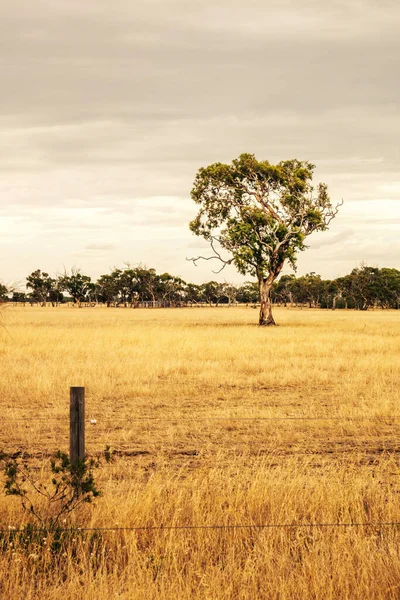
(0, 305, 400, 599)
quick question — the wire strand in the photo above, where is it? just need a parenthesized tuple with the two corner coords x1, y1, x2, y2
(0, 415, 398, 423)
(2, 521, 400, 533)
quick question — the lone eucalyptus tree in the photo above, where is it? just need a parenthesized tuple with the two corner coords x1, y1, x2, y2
(189, 153, 341, 325)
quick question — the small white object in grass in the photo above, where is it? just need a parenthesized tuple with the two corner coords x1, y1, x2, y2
(90, 419, 97, 425)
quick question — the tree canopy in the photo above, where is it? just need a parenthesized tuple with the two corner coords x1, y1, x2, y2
(190, 153, 341, 325)
(1, 264, 399, 311)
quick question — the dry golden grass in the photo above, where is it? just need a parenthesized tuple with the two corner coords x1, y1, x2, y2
(0, 305, 400, 599)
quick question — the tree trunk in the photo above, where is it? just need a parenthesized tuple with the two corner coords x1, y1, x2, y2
(259, 278, 276, 326)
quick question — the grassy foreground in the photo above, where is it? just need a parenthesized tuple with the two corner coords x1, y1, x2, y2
(0, 305, 400, 599)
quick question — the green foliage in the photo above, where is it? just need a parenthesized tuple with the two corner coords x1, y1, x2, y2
(103, 445, 113, 464)
(157, 273, 186, 304)
(11, 291, 28, 303)
(190, 153, 340, 282)
(60, 269, 92, 304)
(14, 262, 400, 310)
(0, 522, 103, 557)
(26, 270, 56, 305)
(337, 265, 400, 310)
(201, 281, 225, 305)
(3, 451, 101, 531)
(236, 281, 259, 304)
(185, 283, 203, 304)
(0, 283, 8, 301)
(271, 266, 400, 310)
(289, 273, 324, 307)
(96, 272, 120, 305)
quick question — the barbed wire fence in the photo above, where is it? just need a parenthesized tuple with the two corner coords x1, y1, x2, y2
(2, 522, 400, 534)
(1, 386, 400, 534)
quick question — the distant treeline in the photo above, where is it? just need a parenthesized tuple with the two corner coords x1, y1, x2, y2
(1, 264, 399, 310)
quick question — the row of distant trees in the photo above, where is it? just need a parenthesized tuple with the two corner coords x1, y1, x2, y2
(0, 264, 399, 310)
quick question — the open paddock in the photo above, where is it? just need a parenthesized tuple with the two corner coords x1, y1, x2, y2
(0, 306, 399, 599)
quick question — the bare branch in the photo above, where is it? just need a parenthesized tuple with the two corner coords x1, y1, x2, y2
(187, 237, 234, 274)
(325, 199, 344, 227)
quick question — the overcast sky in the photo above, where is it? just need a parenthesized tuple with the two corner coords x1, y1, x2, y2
(1, 0, 399, 286)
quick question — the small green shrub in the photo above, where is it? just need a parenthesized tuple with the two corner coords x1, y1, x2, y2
(3, 451, 101, 531)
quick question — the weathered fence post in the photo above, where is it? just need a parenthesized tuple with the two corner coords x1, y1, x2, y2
(70, 386, 85, 463)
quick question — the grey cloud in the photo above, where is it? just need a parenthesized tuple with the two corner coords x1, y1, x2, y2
(309, 229, 353, 250)
(316, 241, 400, 263)
(1, 0, 399, 282)
(368, 217, 400, 225)
(1, 0, 399, 191)
(1, 0, 400, 129)
(186, 240, 211, 250)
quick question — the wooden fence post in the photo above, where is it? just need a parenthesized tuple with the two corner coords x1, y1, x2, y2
(70, 386, 85, 463)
